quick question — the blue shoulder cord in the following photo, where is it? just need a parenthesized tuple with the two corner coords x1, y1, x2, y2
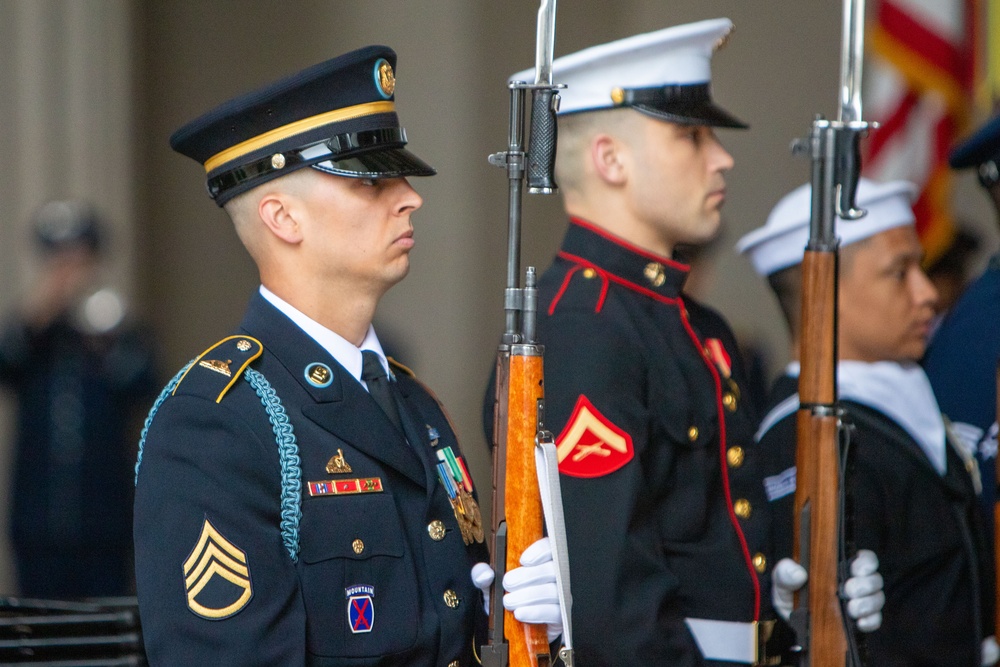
(135, 362, 303, 562)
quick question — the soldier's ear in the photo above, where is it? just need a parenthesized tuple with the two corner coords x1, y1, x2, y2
(258, 191, 304, 245)
(590, 133, 628, 186)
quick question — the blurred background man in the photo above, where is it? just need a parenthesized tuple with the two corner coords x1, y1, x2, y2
(0, 201, 158, 598)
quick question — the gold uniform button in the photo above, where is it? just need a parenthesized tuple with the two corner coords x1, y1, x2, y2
(753, 552, 767, 573)
(443, 589, 460, 608)
(687, 426, 699, 442)
(352, 539, 364, 555)
(727, 446, 745, 468)
(448, 662, 460, 667)
(428, 520, 447, 541)
(582, 268, 597, 279)
(723, 392, 737, 412)
(733, 498, 751, 519)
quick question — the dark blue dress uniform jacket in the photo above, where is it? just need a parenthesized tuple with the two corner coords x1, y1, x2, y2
(134, 294, 487, 666)
(529, 219, 771, 665)
(760, 374, 994, 667)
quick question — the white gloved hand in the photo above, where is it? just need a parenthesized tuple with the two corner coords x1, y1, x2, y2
(471, 562, 495, 614)
(981, 635, 999, 666)
(771, 550, 883, 632)
(771, 558, 808, 621)
(502, 537, 562, 643)
(843, 549, 884, 632)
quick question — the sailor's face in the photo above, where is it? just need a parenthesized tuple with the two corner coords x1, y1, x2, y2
(838, 225, 938, 363)
(625, 117, 734, 251)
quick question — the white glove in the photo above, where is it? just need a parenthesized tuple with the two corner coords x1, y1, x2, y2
(982, 635, 1000, 666)
(843, 549, 884, 632)
(471, 562, 494, 614)
(771, 550, 884, 633)
(502, 537, 563, 643)
(772, 557, 808, 622)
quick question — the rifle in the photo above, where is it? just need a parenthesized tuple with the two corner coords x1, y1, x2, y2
(480, 2, 572, 667)
(789, 0, 873, 664)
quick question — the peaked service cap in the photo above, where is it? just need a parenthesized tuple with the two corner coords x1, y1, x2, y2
(510, 18, 746, 128)
(949, 113, 1000, 169)
(170, 45, 435, 206)
(736, 178, 918, 276)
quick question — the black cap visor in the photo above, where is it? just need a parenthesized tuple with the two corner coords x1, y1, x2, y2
(624, 83, 748, 129)
(208, 127, 435, 205)
(311, 146, 435, 179)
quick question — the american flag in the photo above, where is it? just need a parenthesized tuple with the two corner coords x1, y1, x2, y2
(863, 0, 980, 263)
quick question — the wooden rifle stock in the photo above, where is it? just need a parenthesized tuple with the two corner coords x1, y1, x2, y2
(498, 347, 550, 666)
(793, 250, 848, 665)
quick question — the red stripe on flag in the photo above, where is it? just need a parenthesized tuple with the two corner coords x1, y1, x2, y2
(878, 2, 968, 79)
(865, 90, 920, 160)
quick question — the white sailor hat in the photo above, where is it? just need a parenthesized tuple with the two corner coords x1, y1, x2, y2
(736, 178, 918, 276)
(510, 18, 746, 127)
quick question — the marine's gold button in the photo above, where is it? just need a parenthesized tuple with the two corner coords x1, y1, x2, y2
(582, 268, 597, 279)
(723, 392, 737, 412)
(428, 520, 446, 541)
(727, 446, 745, 468)
(687, 426, 699, 442)
(753, 552, 767, 573)
(443, 590, 460, 608)
(734, 499, 751, 519)
(352, 539, 364, 555)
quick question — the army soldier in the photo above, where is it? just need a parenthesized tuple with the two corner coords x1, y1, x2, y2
(495, 19, 881, 665)
(134, 47, 554, 665)
(739, 178, 996, 666)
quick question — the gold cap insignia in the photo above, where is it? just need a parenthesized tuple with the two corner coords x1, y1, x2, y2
(198, 359, 233, 377)
(326, 448, 353, 474)
(375, 59, 395, 98)
(644, 262, 666, 287)
(183, 519, 253, 619)
(610, 87, 625, 105)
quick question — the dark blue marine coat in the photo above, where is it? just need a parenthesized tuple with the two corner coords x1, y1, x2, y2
(523, 219, 771, 665)
(135, 294, 487, 666)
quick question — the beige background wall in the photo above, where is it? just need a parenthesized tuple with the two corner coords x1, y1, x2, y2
(0, 0, 991, 593)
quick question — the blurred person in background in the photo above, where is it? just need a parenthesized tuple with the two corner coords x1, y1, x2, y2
(0, 200, 158, 598)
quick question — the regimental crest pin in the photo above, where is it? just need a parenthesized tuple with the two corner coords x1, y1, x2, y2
(182, 518, 253, 620)
(326, 448, 353, 474)
(425, 424, 440, 447)
(345, 585, 375, 633)
(556, 394, 634, 478)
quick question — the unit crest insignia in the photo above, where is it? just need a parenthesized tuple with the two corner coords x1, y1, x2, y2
(326, 448, 353, 474)
(183, 518, 253, 619)
(556, 395, 634, 478)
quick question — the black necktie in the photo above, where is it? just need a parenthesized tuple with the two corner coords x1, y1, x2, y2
(361, 350, 404, 433)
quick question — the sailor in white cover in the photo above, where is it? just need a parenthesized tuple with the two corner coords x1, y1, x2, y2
(737, 177, 998, 666)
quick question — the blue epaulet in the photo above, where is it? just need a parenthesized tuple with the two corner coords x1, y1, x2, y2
(172, 335, 264, 403)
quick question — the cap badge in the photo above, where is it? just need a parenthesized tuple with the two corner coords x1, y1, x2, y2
(346, 585, 375, 633)
(270, 153, 286, 169)
(610, 87, 625, 105)
(326, 448, 353, 474)
(305, 362, 333, 388)
(644, 262, 666, 287)
(183, 519, 253, 619)
(374, 58, 395, 98)
(198, 358, 233, 377)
